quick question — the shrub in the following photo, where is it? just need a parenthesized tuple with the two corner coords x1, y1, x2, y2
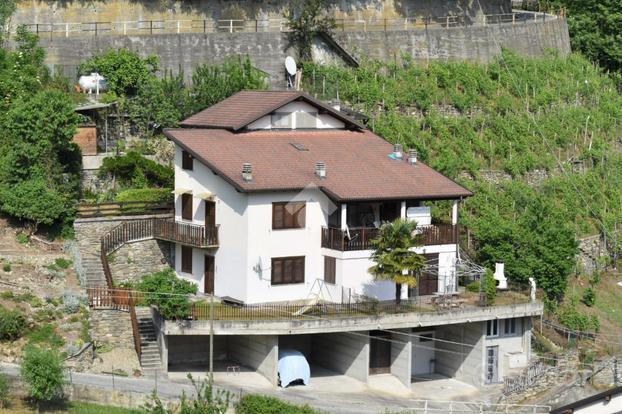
(15, 233, 28, 244)
(27, 324, 65, 348)
(0, 370, 8, 408)
(2, 263, 10, 272)
(0, 291, 13, 300)
(236, 394, 322, 414)
(144, 374, 231, 414)
(482, 269, 496, 305)
(581, 287, 596, 307)
(114, 188, 172, 203)
(0, 305, 26, 340)
(137, 268, 197, 320)
(99, 151, 173, 189)
(54, 258, 72, 269)
(557, 296, 600, 332)
(466, 280, 480, 293)
(62, 294, 83, 314)
(20, 345, 65, 406)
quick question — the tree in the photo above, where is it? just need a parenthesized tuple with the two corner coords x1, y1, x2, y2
(78, 48, 158, 96)
(284, 0, 336, 62)
(368, 219, 425, 305)
(20, 345, 65, 412)
(0, 89, 80, 232)
(0, 0, 17, 44)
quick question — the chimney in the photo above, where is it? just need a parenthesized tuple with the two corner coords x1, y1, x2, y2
(408, 149, 418, 165)
(242, 163, 253, 182)
(315, 161, 326, 179)
(393, 144, 403, 159)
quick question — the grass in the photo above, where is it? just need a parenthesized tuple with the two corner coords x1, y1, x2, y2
(27, 324, 65, 348)
(0, 399, 146, 413)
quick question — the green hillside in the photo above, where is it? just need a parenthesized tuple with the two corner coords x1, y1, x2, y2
(302, 51, 622, 309)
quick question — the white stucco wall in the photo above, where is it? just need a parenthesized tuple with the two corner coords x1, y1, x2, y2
(173, 146, 249, 300)
(246, 101, 345, 130)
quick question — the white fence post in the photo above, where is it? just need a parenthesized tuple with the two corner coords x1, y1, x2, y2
(65, 23, 69, 37)
(123, 22, 127, 35)
(177, 20, 180, 34)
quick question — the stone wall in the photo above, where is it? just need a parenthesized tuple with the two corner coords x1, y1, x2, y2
(14, 0, 512, 26)
(108, 239, 172, 284)
(577, 234, 609, 276)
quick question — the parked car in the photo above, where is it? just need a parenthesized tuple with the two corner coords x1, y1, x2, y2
(278, 349, 310, 387)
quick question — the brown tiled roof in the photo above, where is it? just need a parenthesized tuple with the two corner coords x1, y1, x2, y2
(180, 90, 364, 131)
(164, 128, 472, 202)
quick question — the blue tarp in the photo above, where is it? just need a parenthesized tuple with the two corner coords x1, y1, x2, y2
(278, 349, 310, 387)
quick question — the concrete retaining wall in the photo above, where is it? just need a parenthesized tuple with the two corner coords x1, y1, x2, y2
(435, 322, 485, 386)
(312, 332, 369, 383)
(27, 17, 569, 88)
(228, 335, 278, 387)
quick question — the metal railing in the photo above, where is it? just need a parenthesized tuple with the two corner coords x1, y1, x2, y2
(11, 11, 561, 39)
(153, 219, 218, 248)
(321, 223, 458, 251)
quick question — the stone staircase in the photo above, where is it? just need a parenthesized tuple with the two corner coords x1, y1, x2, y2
(81, 254, 107, 287)
(135, 307, 162, 375)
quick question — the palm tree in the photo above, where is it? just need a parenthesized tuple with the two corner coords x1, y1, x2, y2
(368, 218, 425, 305)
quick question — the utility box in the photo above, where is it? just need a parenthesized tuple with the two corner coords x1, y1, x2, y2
(507, 352, 528, 368)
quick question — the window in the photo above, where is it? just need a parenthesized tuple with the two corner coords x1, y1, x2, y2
(181, 193, 193, 221)
(271, 256, 305, 285)
(324, 256, 336, 284)
(486, 320, 499, 337)
(271, 112, 292, 129)
(181, 245, 193, 274)
(272, 202, 306, 229)
(296, 111, 317, 128)
(182, 150, 193, 170)
(504, 318, 519, 336)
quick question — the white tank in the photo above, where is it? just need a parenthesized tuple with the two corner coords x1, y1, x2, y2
(78, 73, 108, 93)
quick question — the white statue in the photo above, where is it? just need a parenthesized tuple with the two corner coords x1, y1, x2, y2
(529, 277, 536, 303)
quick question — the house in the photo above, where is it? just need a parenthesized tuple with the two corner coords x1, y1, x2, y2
(154, 90, 542, 390)
(551, 386, 622, 414)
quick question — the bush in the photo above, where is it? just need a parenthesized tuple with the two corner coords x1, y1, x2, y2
(114, 188, 172, 203)
(557, 296, 600, 332)
(236, 394, 322, 414)
(581, 287, 596, 307)
(137, 268, 197, 320)
(99, 151, 173, 188)
(62, 294, 83, 314)
(2, 263, 10, 272)
(482, 269, 496, 305)
(20, 345, 65, 405)
(54, 258, 72, 269)
(466, 280, 480, 293)
(0, 305, 26, 340)
(144, 374, 230, 414)
(0, 370, 8, 409)
(15, 233, 28, 244)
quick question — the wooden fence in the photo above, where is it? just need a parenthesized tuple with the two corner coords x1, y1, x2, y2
(76, 201, 173, 218)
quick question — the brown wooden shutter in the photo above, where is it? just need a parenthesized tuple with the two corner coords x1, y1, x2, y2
(296, 203, 306, 228)
(181, 245, 193, 273)
(294, 256, 305, 283)
(182, 150, 193, 170)
(324, 256, 336, 284)
(272, 203, 284, 229)
(181, 193, 193, 220)
(205, 201, 216, 227)
(271, 256, 305, 285)
(271, 258, 283, 284)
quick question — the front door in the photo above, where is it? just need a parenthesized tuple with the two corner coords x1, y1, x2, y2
(204, 255, 214, 295)
(486, 346, 499, 383)
(369, 330, 391, 375)
(205, 201, 216, 227)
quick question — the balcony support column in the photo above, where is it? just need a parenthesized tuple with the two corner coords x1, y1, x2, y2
(340, 204, 347, 230)
(400, 201, 407, 219)
(451, 200, 459, 225)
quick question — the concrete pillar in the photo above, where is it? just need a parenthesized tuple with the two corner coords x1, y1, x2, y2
(340, 204, 347, 230)
(400, 201, 407, 219)
(229, 335, 279, 387)
(451, 200, 459, 225)
(160, 335, 168, 373)
(312, 332, 369, 383)
(390, 331, 412, 387)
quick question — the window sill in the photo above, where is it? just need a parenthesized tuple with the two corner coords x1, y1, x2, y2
(270, 282, 306, 286)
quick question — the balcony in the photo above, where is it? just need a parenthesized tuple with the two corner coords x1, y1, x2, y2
(321, 223, 458, 251)
(153, 219, 219, 248)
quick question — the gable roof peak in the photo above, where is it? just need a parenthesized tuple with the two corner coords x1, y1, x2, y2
(180, 90, 363, 131)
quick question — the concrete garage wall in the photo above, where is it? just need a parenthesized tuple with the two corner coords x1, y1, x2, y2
(435, 322, 485, 386)
(312, 332, 369, 383)
(229, 335, 278, 387)
(167, 335, 227, 367)
(390, 330, 412, 387)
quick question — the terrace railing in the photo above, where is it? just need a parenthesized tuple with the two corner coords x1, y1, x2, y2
(321, 223, 457, 251)
(153, 219, 218, 248)
(76, 201, 173, 218)
(11, 11, 561, 39)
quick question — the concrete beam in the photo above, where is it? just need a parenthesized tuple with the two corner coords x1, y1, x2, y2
(164, 302, 544, 336)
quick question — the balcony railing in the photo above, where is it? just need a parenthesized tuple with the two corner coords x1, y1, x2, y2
(153, 219, 218, 248)
(321, 224, 458, 251)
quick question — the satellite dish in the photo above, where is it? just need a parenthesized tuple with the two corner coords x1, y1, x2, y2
(285, 56, 297, 76)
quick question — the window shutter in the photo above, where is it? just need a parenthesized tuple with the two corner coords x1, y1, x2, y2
(182, 150, 193, 170)
(324, 256, 336, 284)
(181, 193, 193, 220)
(296, 203, 306, 227)
(181, 246, 193, 273)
